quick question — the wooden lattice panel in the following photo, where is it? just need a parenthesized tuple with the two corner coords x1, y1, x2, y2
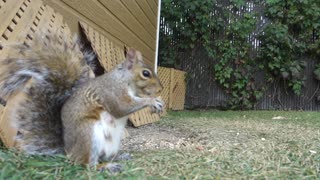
(158, 67, 186, 111)
(0, 104, 3, 120)
(79, 22, 124, 72)
(171, 69, 186, 110)
(158, 67, 171, 109)
(79, 22, 160, 127)
(0, 100, 4, 130)
(0, 0, 72, 53)
(130, 107, 160, 127)
(0, 0, 41, 46)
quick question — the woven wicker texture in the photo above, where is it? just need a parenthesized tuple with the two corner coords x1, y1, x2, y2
(79, 22, 161, 127)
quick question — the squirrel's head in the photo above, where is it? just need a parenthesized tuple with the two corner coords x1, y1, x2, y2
(124, 48, 163, 98)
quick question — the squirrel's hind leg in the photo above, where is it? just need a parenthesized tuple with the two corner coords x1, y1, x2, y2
(96, 162, 123, 174)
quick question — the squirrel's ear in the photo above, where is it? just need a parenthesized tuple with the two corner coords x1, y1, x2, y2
(126, 48, 136, 62)
(124, 48, 143, 70)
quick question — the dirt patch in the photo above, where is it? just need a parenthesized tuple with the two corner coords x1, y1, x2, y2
(121, 123, 199, 151)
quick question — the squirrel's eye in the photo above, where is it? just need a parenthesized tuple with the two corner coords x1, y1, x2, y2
(142, 70, 151, 78)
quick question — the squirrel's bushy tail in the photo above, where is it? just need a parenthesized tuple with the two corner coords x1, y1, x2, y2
(0, 31, 94, 155)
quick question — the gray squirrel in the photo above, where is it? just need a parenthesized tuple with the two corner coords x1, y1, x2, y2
(0, 31, 164, 172)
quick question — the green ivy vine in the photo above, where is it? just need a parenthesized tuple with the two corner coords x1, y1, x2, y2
(159, 0, 320, 109)
(259, 0, 320, 95)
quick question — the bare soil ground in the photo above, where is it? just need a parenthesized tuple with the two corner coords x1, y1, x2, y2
(122, 123, 198, 151)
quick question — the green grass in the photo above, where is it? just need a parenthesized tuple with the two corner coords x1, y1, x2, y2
(1, 111, 320, 179)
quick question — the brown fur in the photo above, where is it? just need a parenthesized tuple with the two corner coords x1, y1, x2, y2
(0, 30, 94, 154)
(84, 106, 104, 120)
(0, 30, 164, 171)
(61, 48, 164, 166)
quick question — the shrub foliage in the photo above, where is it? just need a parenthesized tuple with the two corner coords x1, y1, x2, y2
(159, 0, 320, 109)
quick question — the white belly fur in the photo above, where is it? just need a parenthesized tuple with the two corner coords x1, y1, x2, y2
(92, 111, 127, 160)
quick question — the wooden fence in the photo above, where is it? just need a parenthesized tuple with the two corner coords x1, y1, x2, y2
(176, 45, 320, 110)
(159, 1, 320, 111)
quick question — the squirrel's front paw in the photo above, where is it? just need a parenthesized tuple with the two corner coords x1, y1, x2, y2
(150, 97, 164, 114)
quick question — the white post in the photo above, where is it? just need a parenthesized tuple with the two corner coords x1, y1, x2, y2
(154, 0, 162, 73)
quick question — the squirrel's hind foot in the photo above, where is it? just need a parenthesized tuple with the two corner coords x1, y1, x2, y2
(97, 163, 123, 174)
